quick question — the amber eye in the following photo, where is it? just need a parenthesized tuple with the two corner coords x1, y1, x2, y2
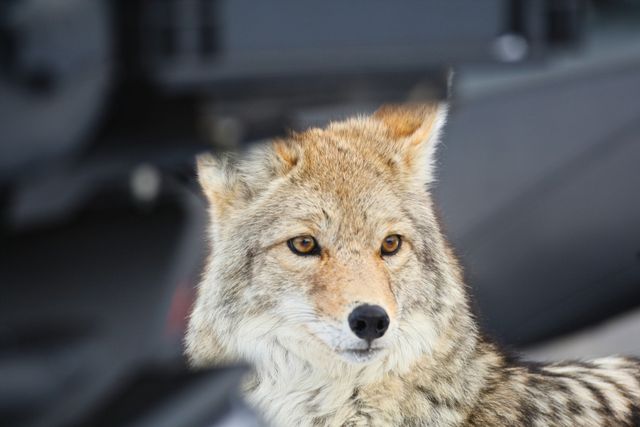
(381, 235, 402, 256)
(287, 236, 320, 256)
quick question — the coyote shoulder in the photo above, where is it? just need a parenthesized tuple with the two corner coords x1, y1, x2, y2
(187, 104, 640, 426)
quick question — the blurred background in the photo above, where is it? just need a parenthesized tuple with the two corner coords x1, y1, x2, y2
(1, 1, 639, 426)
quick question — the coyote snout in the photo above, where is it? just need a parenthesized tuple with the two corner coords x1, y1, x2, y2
(302, 244, 400, 362)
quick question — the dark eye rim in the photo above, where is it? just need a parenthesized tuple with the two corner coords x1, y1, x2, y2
(381, 234, 402, 256)
(287, 236, 321, 256)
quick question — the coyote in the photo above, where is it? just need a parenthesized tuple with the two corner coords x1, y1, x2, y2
(187, 104, 640, 426)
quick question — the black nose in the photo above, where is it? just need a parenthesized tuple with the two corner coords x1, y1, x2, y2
(348, 304, 390, 341)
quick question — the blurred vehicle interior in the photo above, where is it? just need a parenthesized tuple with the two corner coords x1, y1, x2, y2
(1, 0, 639, 426)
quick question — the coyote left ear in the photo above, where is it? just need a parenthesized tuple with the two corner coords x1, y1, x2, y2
(374, 102, 448, 187)
(196, 152, 247, 222)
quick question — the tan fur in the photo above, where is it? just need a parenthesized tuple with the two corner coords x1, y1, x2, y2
(187, 103, 640, 426)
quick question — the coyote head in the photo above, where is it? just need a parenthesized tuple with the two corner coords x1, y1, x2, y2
(187, 104, 474, 374)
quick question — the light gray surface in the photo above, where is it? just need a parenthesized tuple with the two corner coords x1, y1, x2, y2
(525, 307, 640, 361)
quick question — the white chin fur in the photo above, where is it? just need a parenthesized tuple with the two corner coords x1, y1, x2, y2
(338, 347, 386, 364)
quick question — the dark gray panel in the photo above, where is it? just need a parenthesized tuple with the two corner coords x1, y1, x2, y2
(436, 63, 640, 345)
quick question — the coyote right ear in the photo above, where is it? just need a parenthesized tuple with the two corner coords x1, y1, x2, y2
(271, 139, 300, 173)
(374, 102, 448, 188)
(196, 153, 246, 220)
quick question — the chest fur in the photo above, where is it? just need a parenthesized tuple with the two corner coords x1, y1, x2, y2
(244, 369, 397, 426)
(245, 370, 470, 427)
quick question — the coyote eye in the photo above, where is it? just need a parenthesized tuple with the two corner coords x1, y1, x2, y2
(288, 236, 320, 256)
(381, 235, 401, 256)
